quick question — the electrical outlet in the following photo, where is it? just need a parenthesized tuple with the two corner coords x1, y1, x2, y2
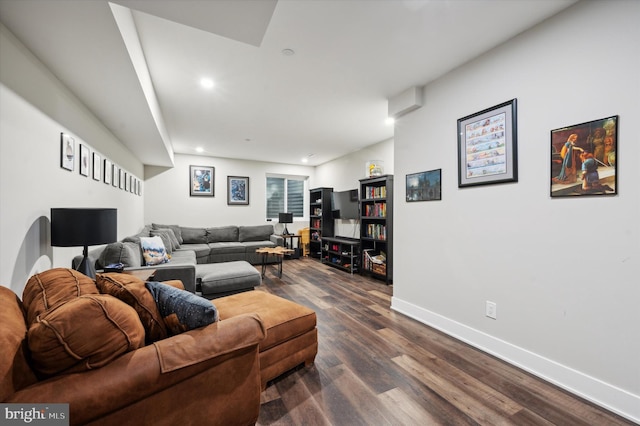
(486, 301, 497, 319)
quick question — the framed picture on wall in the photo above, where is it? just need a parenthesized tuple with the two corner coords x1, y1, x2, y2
(457, 99, 518, 187)
(79, 144, 90, 177)
(227, 176, 249, 205)
(550, 115, 617, 198)
(92, 152, 101, 181)
(190, 165, 214, 196)
(60, 133, 75, 171)
(112, 164, 119, 187)
(406, 169, 441, 202)
(104, 159, 112, 184)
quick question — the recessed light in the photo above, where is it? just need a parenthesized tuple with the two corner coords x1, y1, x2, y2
(385, 117, 395, 126)
(301, 157, 308, 163)
(200, 78, 214, 89)
(196, 147, 204, 153)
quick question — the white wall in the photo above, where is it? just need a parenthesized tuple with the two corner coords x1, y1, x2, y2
(315, 138, 393, 237)
(144, 154, 315, 235)
(0, 24, 145, 295)
(392, 1, 639, 421)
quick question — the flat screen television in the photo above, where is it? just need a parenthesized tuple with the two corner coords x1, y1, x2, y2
(331, 189, 359, 220)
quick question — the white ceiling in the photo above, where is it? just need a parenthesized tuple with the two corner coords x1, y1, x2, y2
(0, 0, 577, 167)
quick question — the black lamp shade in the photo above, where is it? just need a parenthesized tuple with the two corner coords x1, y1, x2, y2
(278, 212, 293, 224)
(51, 208, 117, 247)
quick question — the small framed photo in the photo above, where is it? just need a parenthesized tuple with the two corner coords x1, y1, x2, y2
(112, 164, 119, 187)
(190, 165, 214, 196)
(104, 159, 112, 184)
(457, 99, 517, 188)
(92, 152, 101, 180)
(406, 169, 441, 202)
(551, 115, 617, 198)
(79, 144, 90, 176)
(227, 176, 249, 205)
(124, 172, 129, 191)
(119, 168, 124, 189)
(60, 133, 75, 171)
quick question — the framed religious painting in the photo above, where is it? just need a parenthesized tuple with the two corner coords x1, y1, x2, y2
(457, 99, 518, 188)
(550, 116, 617, 198)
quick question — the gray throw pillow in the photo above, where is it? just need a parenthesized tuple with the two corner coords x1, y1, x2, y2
(156, 228, 180, 249)
(98, 242, 142, 268)
(152, 223, 183, 244)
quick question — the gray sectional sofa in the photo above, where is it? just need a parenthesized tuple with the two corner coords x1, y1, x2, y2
(74, 223, 283, 296)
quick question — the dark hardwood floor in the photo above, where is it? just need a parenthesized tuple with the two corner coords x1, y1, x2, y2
(254, 257, 633, 426)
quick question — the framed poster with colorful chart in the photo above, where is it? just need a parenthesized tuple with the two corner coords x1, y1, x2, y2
(550, 116, 617, 198)
(457, 99, 518, 188)
(190, 165, 214, 197)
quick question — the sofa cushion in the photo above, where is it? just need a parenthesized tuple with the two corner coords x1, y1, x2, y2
(27, 294, 145, 376)
(207, 242, 246, 254)
(22, 268, 98, 326)
(145, 281, 218, 335)
(95, 273, 168, 344)
(140, 236, 170, 266)
(215, 291, 316, 352)
(206, 226, 239, 243)
(152, 223, 183, 244)
(179, 243, 211, 262)
(238, 225, 274, 242)
(180, 226, 208, 244)
(98, 241, 143, 268)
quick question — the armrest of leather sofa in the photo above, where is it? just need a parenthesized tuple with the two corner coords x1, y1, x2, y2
(7, 313, 266, 425)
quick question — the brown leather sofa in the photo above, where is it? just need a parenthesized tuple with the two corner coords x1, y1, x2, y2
(0, 272, 266, 426)
(1, 268, 319, 425)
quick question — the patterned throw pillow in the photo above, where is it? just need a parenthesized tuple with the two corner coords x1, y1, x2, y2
(140, 236, 169, 266)
(145, 281, 218, 335)
(149, 229, 173, 255)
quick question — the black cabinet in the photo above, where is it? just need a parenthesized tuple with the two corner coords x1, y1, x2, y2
(322, 236, 360, 274)
(359, 175, 393, 284)
(309, 187, 334, 259)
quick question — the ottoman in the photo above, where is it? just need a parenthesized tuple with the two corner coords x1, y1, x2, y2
(197, 261, 261, 299)
(215, 291, 318, 389)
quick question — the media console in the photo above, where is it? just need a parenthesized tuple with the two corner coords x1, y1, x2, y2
(321, 236, 360, 275)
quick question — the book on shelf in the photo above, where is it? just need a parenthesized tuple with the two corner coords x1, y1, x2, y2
(364, 202, 386, 217)
(364, 223, 386, 240)
(363, 185, 387, 199)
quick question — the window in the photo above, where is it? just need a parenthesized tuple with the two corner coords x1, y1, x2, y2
(266, 176, 306, 219)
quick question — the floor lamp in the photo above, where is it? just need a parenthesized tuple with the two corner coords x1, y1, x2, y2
(51, 208, 117, 278)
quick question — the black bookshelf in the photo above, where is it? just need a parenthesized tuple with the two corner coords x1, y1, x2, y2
(359, 175, 393, 284)
(309, 187, 334, 259)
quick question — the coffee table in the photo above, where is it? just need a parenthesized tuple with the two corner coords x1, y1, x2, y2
(255, 247, 294, 278)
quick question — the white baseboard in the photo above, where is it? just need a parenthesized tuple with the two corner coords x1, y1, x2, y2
(391, 297, 640, 424)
